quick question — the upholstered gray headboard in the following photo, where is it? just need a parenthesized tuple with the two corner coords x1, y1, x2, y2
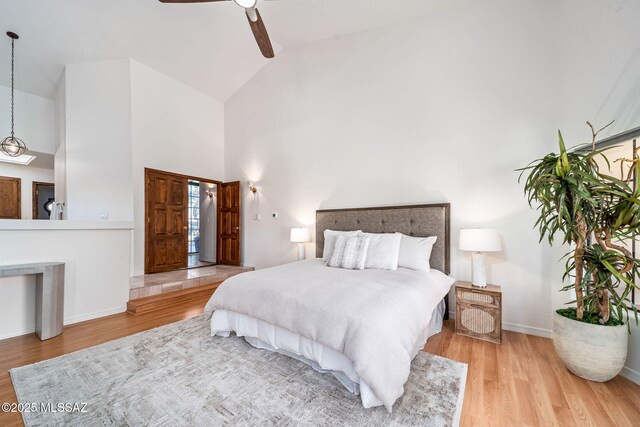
(315, 203, 450, 274)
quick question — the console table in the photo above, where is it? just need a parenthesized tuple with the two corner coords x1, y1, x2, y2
(0, 262, 65, 340)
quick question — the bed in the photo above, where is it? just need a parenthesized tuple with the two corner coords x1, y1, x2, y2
(204, 204, 454, 411)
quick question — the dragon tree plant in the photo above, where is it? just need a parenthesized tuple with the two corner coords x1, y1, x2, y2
(519, 121, 640, 327)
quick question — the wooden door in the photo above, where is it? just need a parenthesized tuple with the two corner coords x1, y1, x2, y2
(145, 169, 188, 273)
(32, 182, 54, 219)
(0, 176, 21, 219)
(218, 181, 241, 265)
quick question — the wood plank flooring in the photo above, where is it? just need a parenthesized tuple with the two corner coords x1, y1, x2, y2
(424, 323, 640, 426)
(0, 297, 638, 426)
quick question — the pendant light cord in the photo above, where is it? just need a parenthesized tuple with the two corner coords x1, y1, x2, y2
(10, 37, 14, 138)
(1, 31, 26, 158)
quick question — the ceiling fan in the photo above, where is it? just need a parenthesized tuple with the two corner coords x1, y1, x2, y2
(159, 0, 276, 59)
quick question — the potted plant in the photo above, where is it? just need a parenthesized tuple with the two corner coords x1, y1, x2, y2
(519, 121, 639, 382)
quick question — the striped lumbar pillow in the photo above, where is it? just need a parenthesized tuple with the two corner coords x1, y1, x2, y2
(326, 235, 371, 270)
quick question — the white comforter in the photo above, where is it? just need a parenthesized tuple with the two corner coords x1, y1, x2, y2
(204, 259, 454, 411)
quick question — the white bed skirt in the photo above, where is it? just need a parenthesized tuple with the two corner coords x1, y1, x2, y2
(210, 299, 446, 408)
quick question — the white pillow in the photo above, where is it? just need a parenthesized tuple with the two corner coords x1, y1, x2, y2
(325, 235, 371, 270)
(361, 232, 402, 270)
(397, 233, 437, 271)
(322, 229, 361, 260)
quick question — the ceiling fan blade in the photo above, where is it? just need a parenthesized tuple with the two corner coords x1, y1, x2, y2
(159, 0, 228, 3)
(246, 8, 275, 59)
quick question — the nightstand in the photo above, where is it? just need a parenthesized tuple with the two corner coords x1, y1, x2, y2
(455, 281, 502, 344)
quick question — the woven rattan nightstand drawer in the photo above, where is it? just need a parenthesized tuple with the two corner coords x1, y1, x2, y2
(455, 281, 502, 344)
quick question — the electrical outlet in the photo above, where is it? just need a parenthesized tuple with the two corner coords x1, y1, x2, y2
(99, 212, 109, 220)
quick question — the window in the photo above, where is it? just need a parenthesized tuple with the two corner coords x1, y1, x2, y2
(593, 134, 639, 307)
(188, 180, 200, 254)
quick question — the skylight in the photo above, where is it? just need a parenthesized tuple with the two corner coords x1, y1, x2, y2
(0, 152, 35, 165)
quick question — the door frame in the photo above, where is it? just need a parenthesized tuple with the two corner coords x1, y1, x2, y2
(32, 181, 54, 219)
(144, 168, 222, 274)
(144, 168, 223, 187)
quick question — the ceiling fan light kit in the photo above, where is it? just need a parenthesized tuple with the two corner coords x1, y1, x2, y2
(232, 0, 257, 8)
(160, 0, 275, 59)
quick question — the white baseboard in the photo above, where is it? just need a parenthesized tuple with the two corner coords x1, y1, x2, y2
(64, 305, 127, 325)
(0, 326, 37, 341)
(620, 366, 640, 385)
(0, 305, 127, 341)
(502, 322, 552, 338)
(447, 311, 552, 338)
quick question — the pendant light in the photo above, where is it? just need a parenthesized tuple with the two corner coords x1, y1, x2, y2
(1, 31, 27, 157)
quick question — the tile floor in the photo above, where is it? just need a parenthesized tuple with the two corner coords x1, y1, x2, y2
(187, 254, 215, 269)
(129, 265, 253, 300)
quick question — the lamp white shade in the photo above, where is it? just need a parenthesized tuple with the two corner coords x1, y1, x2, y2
(459, 228, 502, 252)
(233, 0, 257, 8)
(290, 227, 311, 243)
(291, 227, 311, 261)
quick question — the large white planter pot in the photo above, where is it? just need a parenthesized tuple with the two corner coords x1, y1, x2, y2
(552, 312, 628, 382)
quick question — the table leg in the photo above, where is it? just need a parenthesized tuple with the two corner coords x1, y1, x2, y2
(35, 264, 65, 340)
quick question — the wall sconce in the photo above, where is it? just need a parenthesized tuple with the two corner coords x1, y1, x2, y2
(206, 191, 214, 199)
(248, 181, 257, 194)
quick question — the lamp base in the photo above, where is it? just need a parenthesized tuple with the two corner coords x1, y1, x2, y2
(471, 252, 487, 287)
(297, 243, 305, 261)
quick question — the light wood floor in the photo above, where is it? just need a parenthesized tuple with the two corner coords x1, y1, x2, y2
(425, 323, 640, 426)
(0, 299, 638, 427)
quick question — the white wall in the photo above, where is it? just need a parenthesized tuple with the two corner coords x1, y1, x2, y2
(0, 85, 56, 155)
(0, 163, 53, 219)
(225, 1, 558, 335)
(0, 225, 131, 340)
(130, 60, 225, 275)
(556, 0, 640, 143)
(64, 59, 133, 222)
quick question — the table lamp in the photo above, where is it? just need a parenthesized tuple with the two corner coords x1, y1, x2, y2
(290, 228, 311, 260)
(459, 228, 502, 287)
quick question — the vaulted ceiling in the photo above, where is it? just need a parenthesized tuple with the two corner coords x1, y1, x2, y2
(0, 0, 463, 101)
